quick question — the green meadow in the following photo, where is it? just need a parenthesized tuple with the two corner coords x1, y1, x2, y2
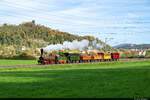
(0, 60, 37, 66)
(0, 61, 150, 98)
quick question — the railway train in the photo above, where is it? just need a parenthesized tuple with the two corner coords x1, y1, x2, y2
(38, 49, 120, 65)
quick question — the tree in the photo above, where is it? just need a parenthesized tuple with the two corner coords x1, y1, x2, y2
(32, 20, 35, 24)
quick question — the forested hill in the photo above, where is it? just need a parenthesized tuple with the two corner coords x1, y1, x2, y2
(0, 21, 113, 58)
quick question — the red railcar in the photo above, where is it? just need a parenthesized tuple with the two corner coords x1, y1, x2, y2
(111, 53, 120, 61)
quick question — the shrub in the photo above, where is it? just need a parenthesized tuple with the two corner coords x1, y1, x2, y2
(12, 52, 37, 60)
(0, 55, 4, 59)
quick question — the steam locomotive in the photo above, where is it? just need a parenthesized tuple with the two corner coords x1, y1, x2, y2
(38, 49, 120, 65)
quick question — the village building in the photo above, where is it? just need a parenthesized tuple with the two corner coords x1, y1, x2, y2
(21, 46, 26, 51)
(136, 50, 146, 56)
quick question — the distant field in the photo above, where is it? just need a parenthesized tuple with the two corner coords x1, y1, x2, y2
(0, 61, 150, 98)
(0, 60, 37, 66)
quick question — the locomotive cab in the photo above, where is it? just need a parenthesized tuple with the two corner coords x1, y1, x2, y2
(38, 48, 56, 64)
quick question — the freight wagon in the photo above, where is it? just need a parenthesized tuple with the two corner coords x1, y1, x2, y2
(104, 53, 112, 61)
(111, 52, 120, 61)
(64, 53, 81, 63)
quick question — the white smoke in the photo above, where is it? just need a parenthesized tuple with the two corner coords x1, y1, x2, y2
(92, 40, 97, 46)
(43, 39, 89, 52)
(43, 39, 104, 52)
(96, 44, 103, 49)
(88, 46, 93, 50)
(92, 39, 103, 49)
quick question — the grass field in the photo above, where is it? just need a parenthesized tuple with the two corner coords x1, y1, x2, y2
(0, 61, 150, 98)
(0, 59, 37, 66)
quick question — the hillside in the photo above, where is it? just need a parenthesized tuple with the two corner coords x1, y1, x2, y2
(113, 43, 150, 49)
(0, 21, 114, 59)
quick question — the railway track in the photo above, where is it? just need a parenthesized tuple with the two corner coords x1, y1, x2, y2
(0, 58, 150, 69)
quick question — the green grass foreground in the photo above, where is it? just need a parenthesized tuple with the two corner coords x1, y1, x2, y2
(0, 61, 150, 98)
(0, 59, 37, 66)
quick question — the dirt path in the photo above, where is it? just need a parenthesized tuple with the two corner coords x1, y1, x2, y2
(0, 58, 150, 69)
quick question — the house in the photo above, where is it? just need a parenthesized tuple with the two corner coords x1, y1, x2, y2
(136, 50, 146, 56)
(21, 46, 26, 51)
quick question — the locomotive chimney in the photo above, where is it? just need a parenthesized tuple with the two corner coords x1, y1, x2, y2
(41, 48, 43, 57)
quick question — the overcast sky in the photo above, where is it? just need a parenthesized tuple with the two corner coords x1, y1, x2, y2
(0, 0, 150, 46)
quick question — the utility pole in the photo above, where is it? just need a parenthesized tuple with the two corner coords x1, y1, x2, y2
(104, 38, 114, 52)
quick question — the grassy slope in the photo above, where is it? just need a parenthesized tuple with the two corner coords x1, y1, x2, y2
(0, 61, 150, 98)
(0, 60, 37, 66)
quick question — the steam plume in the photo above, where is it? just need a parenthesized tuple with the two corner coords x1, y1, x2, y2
(43, 39, 89, 52)
(43, 39, 103, 52)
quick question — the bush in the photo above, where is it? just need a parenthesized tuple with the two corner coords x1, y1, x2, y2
(138, 56, 145, 58)
(12, 52, 37, 60)
(0, 55, 4, 59)
(89, 51, 96, 55)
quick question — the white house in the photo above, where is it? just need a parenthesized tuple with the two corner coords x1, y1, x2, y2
(136, 50, 146, 56)
(21, 46, 26, 51)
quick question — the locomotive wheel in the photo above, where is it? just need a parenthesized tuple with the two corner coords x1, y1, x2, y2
(67, 60, 70, 64)
(51, 61, 54, 64)
(68, 61, 71, 64)
(79, 60, 82, 63)
(44, 61, 47, 64)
